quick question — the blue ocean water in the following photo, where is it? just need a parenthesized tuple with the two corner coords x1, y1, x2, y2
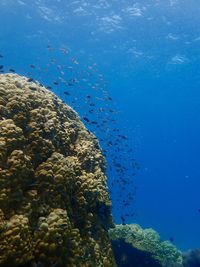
(0, 0, 200, 253)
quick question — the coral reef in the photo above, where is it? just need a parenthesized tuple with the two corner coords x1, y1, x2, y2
(182, 249, 200, 267)
(0, 74, 116, 267)
(109, 224, 182, 267)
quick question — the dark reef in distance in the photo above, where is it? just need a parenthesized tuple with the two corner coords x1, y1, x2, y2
(182, 249, 200, 267)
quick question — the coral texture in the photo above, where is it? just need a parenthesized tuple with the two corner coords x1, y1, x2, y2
(109, 224, 182, 266)
(0, 74, 116, 267)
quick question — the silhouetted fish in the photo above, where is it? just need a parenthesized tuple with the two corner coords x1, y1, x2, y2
(120, 216, 126, 225)
(9, 69, 15, 73)
(27, 78, 35, 82)
(83, 117, 90, 122)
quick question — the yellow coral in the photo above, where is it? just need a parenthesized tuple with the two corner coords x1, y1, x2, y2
(0, 74, 116, 267)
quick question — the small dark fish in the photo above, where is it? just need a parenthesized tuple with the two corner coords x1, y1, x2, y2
(9, 69, 15, 73)
(105, 96, 112, 101)
(69, 78, 76, 83)
(0, 65, 4, 69)
(60, 47, 68, 55)
(46, 86, 52, 89)
(120, 216, 126, 225)
(64, 91, 70, 95)
(27, 78, 35, 82)
(118, 134, 128, 140)
(67, 82, 74, 86)
(53, 81, 59, 85)
(169, 237, 174, 243)
(47, 45, 53, 50)
(115, 163, 121, 168)
(0, 54, 3, 58)
(198, 209, 200, 213)
(30, 64, 36, 68)
(83, 117, 89, 122)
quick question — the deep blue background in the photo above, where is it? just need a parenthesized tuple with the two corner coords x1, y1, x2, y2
(0, 0, 200, 251)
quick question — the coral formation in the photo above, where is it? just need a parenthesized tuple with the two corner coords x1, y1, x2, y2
(182, 249, 200, 267)
(0, 74, 116, 267)
(109, 224, 182, 267)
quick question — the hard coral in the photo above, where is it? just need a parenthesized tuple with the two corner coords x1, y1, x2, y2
(109, 224, 182, 267)
(0, 74, 116, 267)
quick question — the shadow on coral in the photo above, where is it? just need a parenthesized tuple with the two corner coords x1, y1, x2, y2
(111, 239, 162, 267)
